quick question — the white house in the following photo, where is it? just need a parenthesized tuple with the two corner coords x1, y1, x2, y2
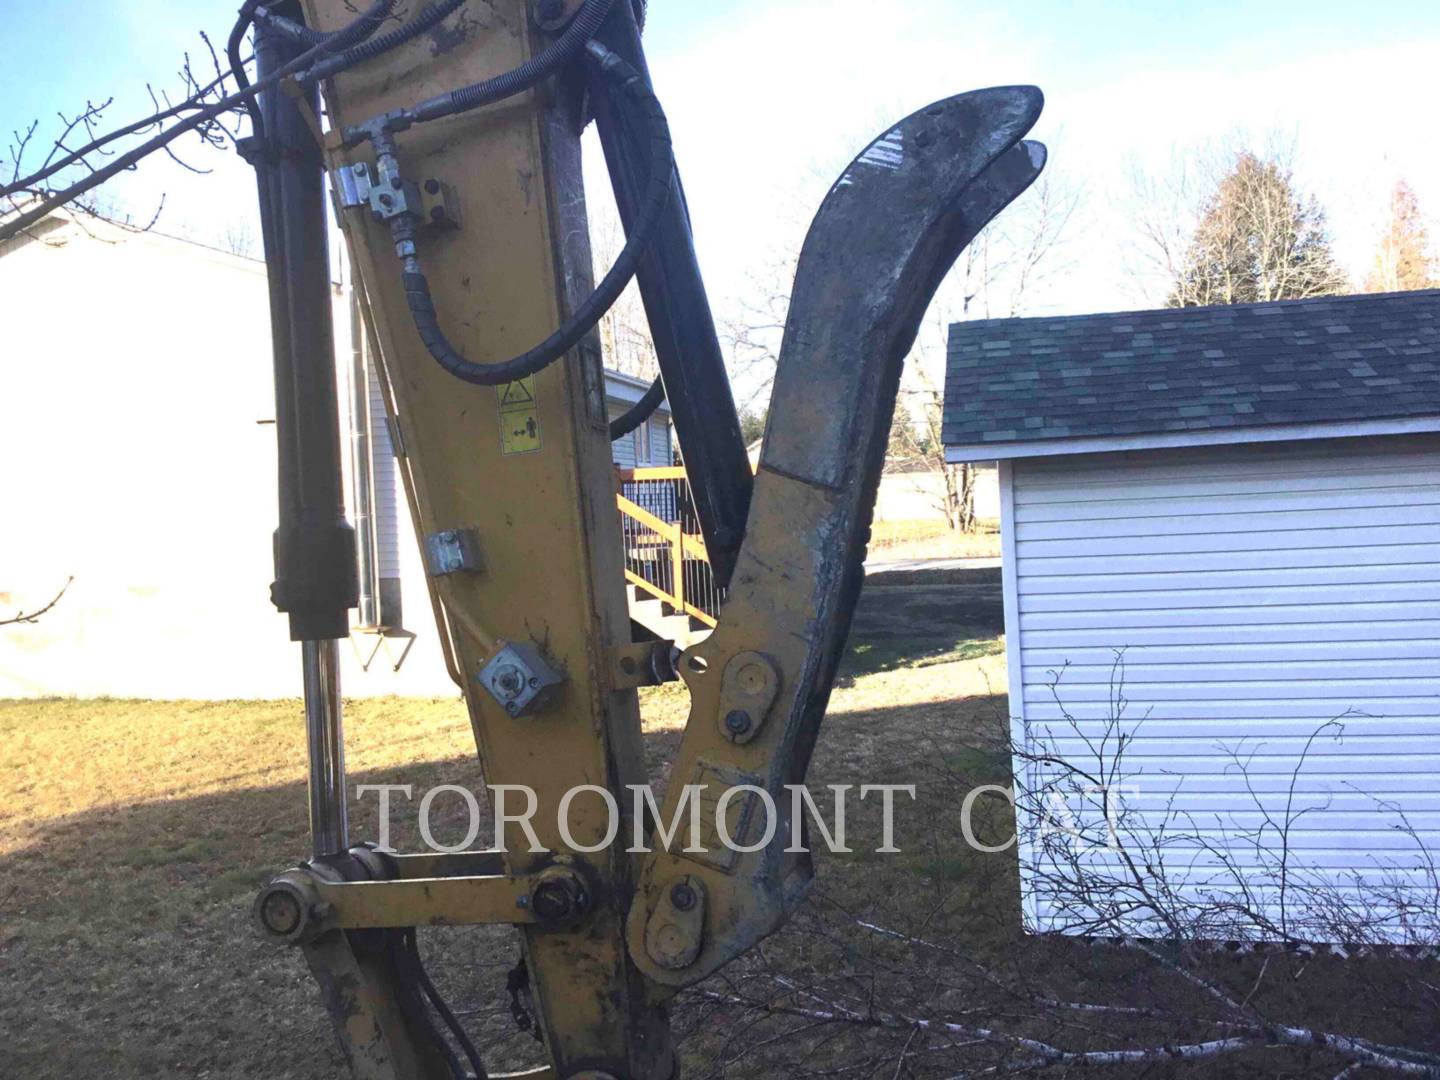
(944, 290, 1440, 942)
(0, 210, 669, 699)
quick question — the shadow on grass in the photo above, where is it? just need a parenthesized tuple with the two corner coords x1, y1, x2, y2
(837, 634, 1004, 682)
(864, 565, 1003, 590)
(846, 565, 1004, 679)
(0, 687, 1019, 1080)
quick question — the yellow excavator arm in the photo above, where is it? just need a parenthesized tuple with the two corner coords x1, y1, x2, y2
(241, 1, 1044, 1076)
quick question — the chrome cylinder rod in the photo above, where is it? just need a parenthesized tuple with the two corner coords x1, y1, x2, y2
(302, 639, 349, 859)
(347, 285, 381, 631)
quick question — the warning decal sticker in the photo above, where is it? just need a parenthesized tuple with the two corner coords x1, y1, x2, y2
(497, 375, 541, 455)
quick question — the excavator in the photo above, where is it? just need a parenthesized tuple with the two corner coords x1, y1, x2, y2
(238, 0, 1045, 1076)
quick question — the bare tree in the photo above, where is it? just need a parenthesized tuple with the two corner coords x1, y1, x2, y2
(1128, 140, 1350, 307)
(0, 0, 408, 246)
(1, 34, 246, 244)
(718, 248, 798, 413)
(887, 362, 975, 532)
(222, 217, 260, 259)
(1365, 180, 1438, 293)
(590, 200, 659, 380)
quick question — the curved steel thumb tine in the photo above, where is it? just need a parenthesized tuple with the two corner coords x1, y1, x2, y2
(924, 137, 1047, 304)
(626, 89, 1047, 988)
(759, 86, 1044, 490)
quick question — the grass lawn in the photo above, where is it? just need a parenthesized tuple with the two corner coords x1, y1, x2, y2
(0, 579, 1014, 1078)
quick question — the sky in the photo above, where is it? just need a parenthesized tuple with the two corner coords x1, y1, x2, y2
(6, 0, 1439, 340)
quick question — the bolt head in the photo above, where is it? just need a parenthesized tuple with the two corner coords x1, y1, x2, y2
(531, 872, 588, 928)
(724, 709, 752, 735)
(669, 882, 697, 912)
(259, 889, 304, 936)
(495, 666, 524, 695)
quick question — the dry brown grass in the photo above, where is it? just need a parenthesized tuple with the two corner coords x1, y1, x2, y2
(868, 518, 1000, 562)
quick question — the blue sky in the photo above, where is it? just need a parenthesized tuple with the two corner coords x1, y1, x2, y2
(7, 0, 1439, 324)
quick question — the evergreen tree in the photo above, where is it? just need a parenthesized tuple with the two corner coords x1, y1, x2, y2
(1168, 151, 1348, 306)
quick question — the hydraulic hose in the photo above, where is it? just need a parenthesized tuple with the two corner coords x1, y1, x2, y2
(252, 1, 390, 48)
(230, 0, 397, 143)
(403, 929, 489, 1079)
(609, 375, 665, 440)
(303, 0, 467, 84)
(398, 40, 673, 386)
(408, 0, 614, 124)
(227, 1, 267, 139)
(387, 930, 469, 1080)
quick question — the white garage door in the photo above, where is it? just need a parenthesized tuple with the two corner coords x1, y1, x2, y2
(1003, 434, 1440, 941)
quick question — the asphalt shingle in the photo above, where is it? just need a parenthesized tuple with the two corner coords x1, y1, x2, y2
(942, 291, 1440, 451)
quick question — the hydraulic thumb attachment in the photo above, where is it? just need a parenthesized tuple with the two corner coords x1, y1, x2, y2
(628, 87, 1047, 987)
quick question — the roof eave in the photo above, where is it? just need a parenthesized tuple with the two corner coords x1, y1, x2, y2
(945, 415, 1440, 464)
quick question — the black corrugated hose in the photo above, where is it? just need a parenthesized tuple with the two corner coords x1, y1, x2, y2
(399, 39, 673, 386)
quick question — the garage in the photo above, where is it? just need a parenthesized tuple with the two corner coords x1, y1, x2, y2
(944, 290, 1440, 940)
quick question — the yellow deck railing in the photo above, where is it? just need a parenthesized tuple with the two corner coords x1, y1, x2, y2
(616, 466, 720, 627)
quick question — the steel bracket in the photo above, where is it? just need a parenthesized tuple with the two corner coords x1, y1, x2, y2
(478, 640, 565, 717)
(425, 527, 485, 576)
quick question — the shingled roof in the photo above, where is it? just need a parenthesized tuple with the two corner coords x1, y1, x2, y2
(943, 289, 1440, 458)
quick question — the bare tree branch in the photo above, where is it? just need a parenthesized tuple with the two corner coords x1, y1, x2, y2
(1, 577, 73, 627)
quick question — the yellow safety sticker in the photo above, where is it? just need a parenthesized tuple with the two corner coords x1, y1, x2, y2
(497, 375, 541, 455)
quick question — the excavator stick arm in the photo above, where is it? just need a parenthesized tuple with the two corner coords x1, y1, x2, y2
(244, 0, 1046, 1072)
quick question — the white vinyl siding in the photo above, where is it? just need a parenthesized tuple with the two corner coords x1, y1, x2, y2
(607, 405, 672, 469)
(366, 360, 403, 583)
(1002, 434, 1440, 940)
(609, 408, 639, 469)
(648, 415, 672, 466)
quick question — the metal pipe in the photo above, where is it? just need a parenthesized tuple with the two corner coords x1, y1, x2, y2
(348, 285, 381, 630)
(302, 639, 349, 858)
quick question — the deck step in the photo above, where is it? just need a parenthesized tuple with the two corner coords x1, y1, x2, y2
(628, 592, 711, 649)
